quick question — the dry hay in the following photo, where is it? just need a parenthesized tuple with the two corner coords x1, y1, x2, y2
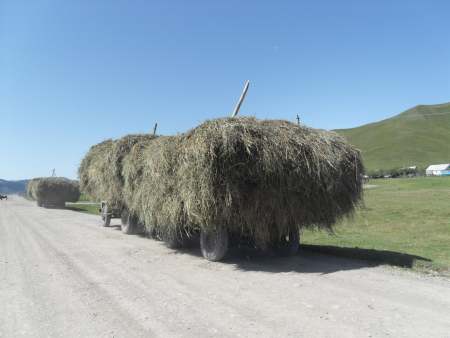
(78, 139, 113, 203)
(123, 136, 182, 239)
(123, 117, 364, 247)
(27, 177, 80, 208)
(27, 178, 42, 200)
(78, 135, 157, 210)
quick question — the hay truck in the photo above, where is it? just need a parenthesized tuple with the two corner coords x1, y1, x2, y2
(27, 177, 80, 208)
(121, 117, 362, 262)
(79, 83, 363, 262)
(81, 121, 362, 262)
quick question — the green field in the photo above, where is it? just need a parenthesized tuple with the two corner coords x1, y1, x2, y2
(303, 177, 450, 274)
(66, 202, 100, 215)
(66, 193, 100, 214)
(336, 102, 450, 172)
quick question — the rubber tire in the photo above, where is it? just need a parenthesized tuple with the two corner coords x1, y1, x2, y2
(102, 214, 111, 227)
(101, 204, 111, 227)
(121, 210, 138, 234)
(200, 227, 229, 262)
(274, 229, 300, 256)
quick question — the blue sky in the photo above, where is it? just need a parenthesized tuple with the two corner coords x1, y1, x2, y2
(1, 0, 450, 180)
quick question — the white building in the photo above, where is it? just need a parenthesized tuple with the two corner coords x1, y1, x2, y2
(425, 164, 450, 176)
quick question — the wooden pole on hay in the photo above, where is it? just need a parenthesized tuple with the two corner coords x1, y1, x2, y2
(231, 80, 250, 117)
(153, 122, 158, 135)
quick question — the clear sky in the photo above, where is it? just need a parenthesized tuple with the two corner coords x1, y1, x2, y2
(1, 0, 450, 180)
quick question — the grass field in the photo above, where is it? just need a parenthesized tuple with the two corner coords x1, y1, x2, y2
(66, 202, 100, 215)
(303, 177, 450, 274)
(66, 193, 100, 214)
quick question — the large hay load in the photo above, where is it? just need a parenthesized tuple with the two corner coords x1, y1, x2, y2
(27, 177, 80, 208)
(78, 134, 157, 229)
(122, 117, 363, 260)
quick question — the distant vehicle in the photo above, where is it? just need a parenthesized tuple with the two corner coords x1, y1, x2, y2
(0, 194, 8, 200)
(425, 164, 450, 177)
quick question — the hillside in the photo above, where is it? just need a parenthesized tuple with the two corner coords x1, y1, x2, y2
(0, 179, 29, 194)
(336, 102, 450, 172)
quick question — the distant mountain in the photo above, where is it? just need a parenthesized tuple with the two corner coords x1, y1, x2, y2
(0, 179, 29, 194)
(335, 102, 450, 172)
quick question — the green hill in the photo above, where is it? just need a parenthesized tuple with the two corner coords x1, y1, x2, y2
(335, 102, 450, 173)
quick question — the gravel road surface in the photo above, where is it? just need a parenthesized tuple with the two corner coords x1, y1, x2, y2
(1, 196, 449, 337)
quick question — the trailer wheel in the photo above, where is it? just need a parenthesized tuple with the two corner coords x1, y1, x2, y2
(200, 227, 228, 261)
(274, 228, 300, 256)
(121, 209, 138, 234)
(101, 203, 111, 227)
(103, 215, 111, 227)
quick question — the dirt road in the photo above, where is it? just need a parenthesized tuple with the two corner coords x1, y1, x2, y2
(1, 196, 449, 337)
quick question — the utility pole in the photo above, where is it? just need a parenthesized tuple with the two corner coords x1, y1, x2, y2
(51, 169, 56, 177)
(152, 122, 158, 135)
(296, 114, 300, 125)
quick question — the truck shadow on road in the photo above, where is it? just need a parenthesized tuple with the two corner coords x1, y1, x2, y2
(179, 244, 432, 274)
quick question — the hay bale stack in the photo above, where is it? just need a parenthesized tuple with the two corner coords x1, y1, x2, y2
(27, 177, 80, 208)
(123, 117, 363, 247)
(79, 135, 157, 210)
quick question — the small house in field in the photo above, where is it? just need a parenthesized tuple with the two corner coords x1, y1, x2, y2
(425, 164, 450, 176)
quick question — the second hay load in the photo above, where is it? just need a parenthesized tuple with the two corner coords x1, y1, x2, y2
(27, 177, 80, 208)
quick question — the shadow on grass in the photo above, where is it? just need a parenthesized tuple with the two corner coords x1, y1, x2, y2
(174, 243, 432, 274)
